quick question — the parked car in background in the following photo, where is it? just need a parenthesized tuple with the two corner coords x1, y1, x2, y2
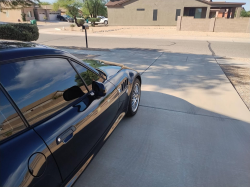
(57, 15, 74, 22)
(0, 41, 141, 187)
(96, 16, 108, 26)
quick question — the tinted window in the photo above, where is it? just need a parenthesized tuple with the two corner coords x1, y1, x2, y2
(72, 61, 104, 91)
(0, 90, 26, 141)
(0, 58, 88, 126)
(153, 9, 158, 21)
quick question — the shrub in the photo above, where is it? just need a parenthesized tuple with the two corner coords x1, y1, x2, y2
(88, 18, 100, 27)
(76, 19, 85, 26)
(70, 24, 75, 27)
(21, 13, 26, 22)
(240, 10, 250, 17)
(0, 23, 39, 41)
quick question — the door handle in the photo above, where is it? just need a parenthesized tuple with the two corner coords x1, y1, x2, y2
(57, 126, 76, 144)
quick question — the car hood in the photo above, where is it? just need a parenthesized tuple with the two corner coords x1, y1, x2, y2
(83, 59, 126, 79)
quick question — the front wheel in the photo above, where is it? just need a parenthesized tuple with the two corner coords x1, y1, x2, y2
(104, 20, 108, 26)
(126, 78, 141, 117)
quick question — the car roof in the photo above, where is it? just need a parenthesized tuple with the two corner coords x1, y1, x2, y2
(0, 41, 71, 63)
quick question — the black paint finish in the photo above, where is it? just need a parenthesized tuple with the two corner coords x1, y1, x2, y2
(0, 41, 141, 187)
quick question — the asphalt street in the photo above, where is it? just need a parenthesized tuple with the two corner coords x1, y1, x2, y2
(37, 33, 250, 59)
(35, 34, 250, 187)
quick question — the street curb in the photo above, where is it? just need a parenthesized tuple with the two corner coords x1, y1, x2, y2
(50, 46, 110, 51)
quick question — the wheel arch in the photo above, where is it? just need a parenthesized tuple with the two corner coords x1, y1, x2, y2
(135, 74, 141, 85)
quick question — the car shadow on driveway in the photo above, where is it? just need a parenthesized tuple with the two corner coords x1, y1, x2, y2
(74, 91, 250, 187)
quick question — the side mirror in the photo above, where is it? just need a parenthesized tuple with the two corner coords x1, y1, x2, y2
(92, 81, 106, 98)
(63, 86, 84, 101)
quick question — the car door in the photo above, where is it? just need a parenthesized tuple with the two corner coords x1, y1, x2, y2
(0, 87, 62, 187)
(0, 57, 120, 181)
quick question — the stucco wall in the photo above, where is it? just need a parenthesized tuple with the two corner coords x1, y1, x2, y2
(0, 9, 22, 22)
(107, 0, 210, 26)
(214, 18, 250, 33)
(0, 8, 36, 22)
(178, 16, 250, 33)
(180, 16, 211, 31)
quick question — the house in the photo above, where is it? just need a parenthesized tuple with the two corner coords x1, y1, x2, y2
(0, 2, 61, 22)
(0, 1, 36, 22)
(106, 0, 246, 26)
(34, 5, 61, 21)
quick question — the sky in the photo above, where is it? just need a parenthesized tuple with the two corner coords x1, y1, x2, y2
(213, 0, 249, 11)
(45, 0, 249, 11)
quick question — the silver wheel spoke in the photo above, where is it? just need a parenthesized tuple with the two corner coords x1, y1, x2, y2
(131, 83, 140, 112)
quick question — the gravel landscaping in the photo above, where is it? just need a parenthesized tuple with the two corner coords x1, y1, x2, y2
(220, 64, 250, 110)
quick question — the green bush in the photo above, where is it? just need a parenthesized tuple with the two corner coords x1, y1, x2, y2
(240, 10, 250, 17)
(88, 18, 100, 27)
(0, 23, 39, 41)
(21, 13, 26, 22)
(76, 19, 85, 26)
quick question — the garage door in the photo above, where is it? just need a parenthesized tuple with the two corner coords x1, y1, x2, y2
(38, 13, 46, 21)
(49, 13, 59, 21)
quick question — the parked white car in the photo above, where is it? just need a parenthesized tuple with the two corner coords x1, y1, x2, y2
(96, 16, 108, 26)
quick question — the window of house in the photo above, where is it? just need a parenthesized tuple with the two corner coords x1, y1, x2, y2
(6, 11, 9, 17)
(71, 61, 104, 91)
(153, 9, 158, 21)
(176, 9, 181, 21)
(194, 8, 202, 18)
(27, 11, 32, 17)
(0, 90, 26, 141)
(0, 58, 88, 126)
(137, 9, 145, 11)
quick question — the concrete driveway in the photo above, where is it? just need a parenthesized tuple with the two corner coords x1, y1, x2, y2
(63, 48, 250, 187)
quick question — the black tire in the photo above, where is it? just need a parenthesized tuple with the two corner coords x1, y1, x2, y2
(126, 78, 141, 117)
(104, 20, 108, 26)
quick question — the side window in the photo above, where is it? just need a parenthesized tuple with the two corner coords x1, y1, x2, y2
(71, 61, 104, 91)
(0, 90, 26, 141)
(0, 58, 88, 126)
(153, 9, 158, 21)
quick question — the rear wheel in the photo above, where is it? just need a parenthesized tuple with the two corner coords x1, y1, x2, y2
(126, 78, 141, 117)
(104, 20, 108, 26)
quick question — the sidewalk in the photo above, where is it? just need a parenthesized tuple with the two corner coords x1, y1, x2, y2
(39, 26, 250, 43)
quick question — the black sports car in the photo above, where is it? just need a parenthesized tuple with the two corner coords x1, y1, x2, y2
(0, 41, 141, 187)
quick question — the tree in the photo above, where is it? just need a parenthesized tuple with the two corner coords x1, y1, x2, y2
(240, 9, 250, 17)
(82, 0, 107, 18)
(39, 1, 51, 5)
(0, 0, 39, 8)
(53, 0, 84, 27)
